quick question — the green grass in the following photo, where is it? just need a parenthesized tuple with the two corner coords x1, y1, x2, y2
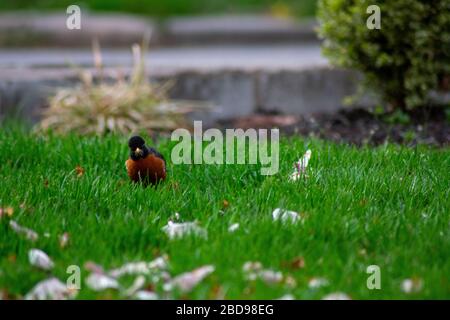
(0, 0, 317, 18)
(0, 124, 449, 299)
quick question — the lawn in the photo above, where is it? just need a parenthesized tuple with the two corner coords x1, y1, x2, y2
(0, 124, 449, 299)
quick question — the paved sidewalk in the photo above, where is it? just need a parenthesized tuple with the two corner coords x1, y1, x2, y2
(0, 45, 326, 74)
(0, 44, 369, 123)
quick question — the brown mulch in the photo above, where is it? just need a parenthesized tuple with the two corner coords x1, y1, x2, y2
(218, 107, 449, 147)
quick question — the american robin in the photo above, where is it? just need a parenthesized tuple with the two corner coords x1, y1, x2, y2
(125, 136, 166, 185)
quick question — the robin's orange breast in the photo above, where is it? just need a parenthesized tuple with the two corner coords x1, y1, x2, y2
(126, 155, 166, 185)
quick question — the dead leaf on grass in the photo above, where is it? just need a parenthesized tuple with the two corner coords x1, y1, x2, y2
(75, 165, 85, 177)
(0, 207, 14, 219)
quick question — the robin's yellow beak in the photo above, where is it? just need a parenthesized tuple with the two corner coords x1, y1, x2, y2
(135, 148, 143, 156)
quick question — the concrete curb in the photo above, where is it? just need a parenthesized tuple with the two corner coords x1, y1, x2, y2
(0, 66, 371, 124)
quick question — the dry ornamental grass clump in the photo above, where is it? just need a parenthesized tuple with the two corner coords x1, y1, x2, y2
(38, 41, 208, 135)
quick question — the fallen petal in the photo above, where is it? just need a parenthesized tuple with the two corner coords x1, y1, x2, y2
(258, 270, 283, 284)
(123, 276, 146, 297)
(109, 256, 168, 278)
(243, 262, 283, 285)
(277, 294, 295, 300)
(134, 290, 159, 300)
(28, 249, 54, 271)
(322, 292, 351, 300)
(84, 261, 105, 274)
(148, 256, 169, 270)
(85, 273, 119, 291)
(401, 278, 423, 294)
(289, 150, 312, 181)
(242, 261, 263, 273)
(25, 277, 76, 300)
(164, 265, 215, 293)
(9, 220, 39, 241)
(272, 208, 300, 224)
(109, 262, 152, 278)
(308, 277, 329, 289)
(162, 221, 207, 239)
(284, 275, 297, 288)
(297, 150, 312, 172)
(151, 270, 172, 284)
(228, 223, 239, 233)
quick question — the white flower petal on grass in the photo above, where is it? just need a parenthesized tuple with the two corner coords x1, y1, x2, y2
(284, 275, 297, 288)
(290, 150, 312, 181)
(9, 220, 38, 242)
(228, 223, 240, 233)
(308, 277, 329, 289)
(298, 150, 312, 171)
(272, 208, 300, 224)
(162, 221, 207, 239)
(25, 277, 76, 300)
(84, 261, 105, 274)
(242, 261, 263, 273)
(109, 256, 168, 278)
(243, 262, 283, 285)
(85, 273, 119, 291)
(401, 278, 423, 294)
(151, 270, 172, 284)
(28, 249, 54, 271)
(277, 294, 295, 300)
(258, 270, 283, 284)
(123, 276, 146, 297)
(164, 265, 215, 293)
(322, 292, 351, 300)
(148, 256, 169, 270)
(134, 290, 159, 300)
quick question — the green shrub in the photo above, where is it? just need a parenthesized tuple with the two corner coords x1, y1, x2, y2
(318, 0, 450, 109)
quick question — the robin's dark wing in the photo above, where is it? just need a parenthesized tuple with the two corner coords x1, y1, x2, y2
(148, 147, 166, 165)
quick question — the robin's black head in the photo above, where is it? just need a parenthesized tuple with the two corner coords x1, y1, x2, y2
(128, 136, 149, 161)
